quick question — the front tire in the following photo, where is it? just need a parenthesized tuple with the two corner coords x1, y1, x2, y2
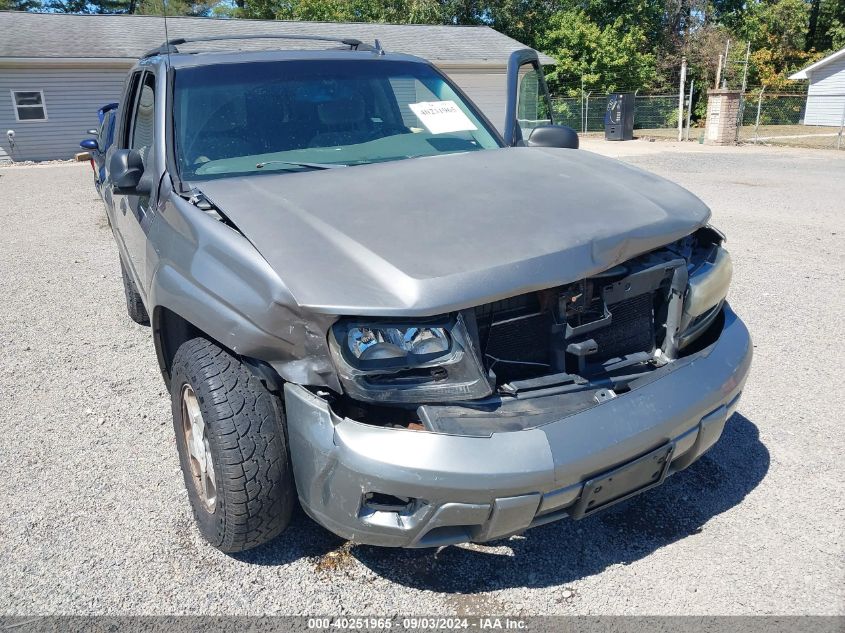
(170, 337, 294, 553)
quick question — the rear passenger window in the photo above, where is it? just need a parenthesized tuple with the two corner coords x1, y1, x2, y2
(130, 74, 156, 161)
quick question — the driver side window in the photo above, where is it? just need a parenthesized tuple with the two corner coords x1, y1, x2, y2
(516, 64, 552, 139)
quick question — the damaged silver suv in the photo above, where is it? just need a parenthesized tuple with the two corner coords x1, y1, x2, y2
(102, 35, 751, 552)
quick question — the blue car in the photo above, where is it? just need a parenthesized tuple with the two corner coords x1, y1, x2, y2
(80, 102, 118, 195)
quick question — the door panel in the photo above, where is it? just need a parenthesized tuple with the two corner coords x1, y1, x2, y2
(123, 71, 157, 294)
(110, 70, 155, 301)
(108, 71, 142, 271)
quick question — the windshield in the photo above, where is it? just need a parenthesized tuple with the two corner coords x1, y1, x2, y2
(173, 59, 502, 181)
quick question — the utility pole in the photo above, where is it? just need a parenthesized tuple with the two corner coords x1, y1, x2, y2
(685, 80, 695, 141)
(678, 56, 687, 141)
(722, 40, 731, 88)
(581, 76, 586, 134)
(715, 53, 723, 89)
(736, 42, 751, 142)
(739, 41, 751, 93)
(585, 91, 592, 134)
(754, 87, 765, 143)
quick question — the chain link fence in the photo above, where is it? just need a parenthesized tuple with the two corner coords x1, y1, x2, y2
(550, 93, 689, 138)
(547, 47, 845, 150)
(713, 43, 845, 149)
(549, 84, 845, 150)
(737, 91, 845, 150)
(547, 67, 691, 139)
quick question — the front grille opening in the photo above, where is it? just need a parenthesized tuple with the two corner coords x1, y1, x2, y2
(473, 257, 677, 389)
(482, 311, 553, 382)
(476, 293, 551, 383)
(564, 293, 655, 371)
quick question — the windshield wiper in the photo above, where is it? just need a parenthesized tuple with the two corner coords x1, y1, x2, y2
(255, 160, 347, 170)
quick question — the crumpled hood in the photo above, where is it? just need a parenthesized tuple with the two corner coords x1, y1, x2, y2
(197, 147, 710, 316)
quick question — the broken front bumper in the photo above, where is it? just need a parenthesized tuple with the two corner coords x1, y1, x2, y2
(284, 306, 752, 548)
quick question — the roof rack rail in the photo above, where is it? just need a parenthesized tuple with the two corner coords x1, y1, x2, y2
(141, 33, 377, 58)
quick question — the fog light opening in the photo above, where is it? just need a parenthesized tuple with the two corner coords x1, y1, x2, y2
(362, 492, 415, 513)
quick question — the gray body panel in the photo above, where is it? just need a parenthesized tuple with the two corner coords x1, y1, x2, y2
(285, 306, 752, 547)
(197, 147, 710, 316)
(145, 192, 343, 389)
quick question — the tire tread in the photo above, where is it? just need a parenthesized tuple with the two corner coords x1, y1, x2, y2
(171, 337, 293, 553)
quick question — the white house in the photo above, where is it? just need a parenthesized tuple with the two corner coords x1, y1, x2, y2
(0, 11, 553, 161)
(789, 46, 845, 126)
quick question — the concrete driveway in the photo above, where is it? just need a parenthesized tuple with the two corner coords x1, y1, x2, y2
(0, 141, 842, 615)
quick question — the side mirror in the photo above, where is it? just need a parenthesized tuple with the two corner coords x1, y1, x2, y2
(109, 148, 150, 194)
(80, 138, 99, 151)
(504, 48, 558, 147)
(526, 125, 579, 149)
(87, 129, 99, 136)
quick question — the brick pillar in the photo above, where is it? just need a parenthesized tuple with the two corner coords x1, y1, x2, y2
(705, 89, 742, 145)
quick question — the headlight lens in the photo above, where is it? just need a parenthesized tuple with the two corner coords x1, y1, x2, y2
(347, 326, 451, 361)
(330, 315, 491, 404)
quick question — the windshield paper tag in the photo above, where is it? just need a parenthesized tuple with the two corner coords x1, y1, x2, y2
(409, 101, 477, 134)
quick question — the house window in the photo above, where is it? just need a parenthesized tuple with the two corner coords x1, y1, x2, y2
(11, 90, 47, 121)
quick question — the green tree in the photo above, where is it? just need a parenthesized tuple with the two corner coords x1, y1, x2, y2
(483, 0, 556, 49)
(23, 0, 845, 96)
(134, 0, 216, 15)
(809, 0, 845, 50)
(42, 0, 135, 13)
(0, 0, 42, 9)
(737, 0, 819, 87)
(37, 0, 219, 13)
(238, 0, 482, 22)
(539, 9, 657, 94)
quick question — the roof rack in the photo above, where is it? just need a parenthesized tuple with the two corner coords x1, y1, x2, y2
(142, 33, 378, 58)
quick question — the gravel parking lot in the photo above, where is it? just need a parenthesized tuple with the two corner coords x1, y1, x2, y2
(0, 142, 842, 616)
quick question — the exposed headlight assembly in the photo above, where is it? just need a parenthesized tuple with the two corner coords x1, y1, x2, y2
(329, 314, 492, 404)
(678, 244, 733, 349)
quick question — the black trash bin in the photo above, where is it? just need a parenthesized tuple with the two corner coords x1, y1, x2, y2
(605, 93, 635, 141)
